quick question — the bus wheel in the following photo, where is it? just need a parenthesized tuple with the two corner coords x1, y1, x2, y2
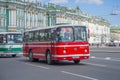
(46, 51, 53, 65)
(73, 60, 80, 64)
(29, 51, 38, 62)
(12, 54, 16, 57)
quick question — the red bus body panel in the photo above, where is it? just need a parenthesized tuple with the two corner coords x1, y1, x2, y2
(23, 41, 89, 61)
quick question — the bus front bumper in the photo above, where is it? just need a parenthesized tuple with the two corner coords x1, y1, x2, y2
(52, 54, 90, 61)
(0, 52, 22, 57)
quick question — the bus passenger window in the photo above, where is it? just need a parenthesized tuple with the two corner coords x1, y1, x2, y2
(39, 30, 45, 41)
(23, 33, 29, 42)
(45, 29, 51, 41)
(34, 31, 39, 41)
(0, 35, 3, 43)
(57, 34, 62, 42)
(29, 32, 34, 42)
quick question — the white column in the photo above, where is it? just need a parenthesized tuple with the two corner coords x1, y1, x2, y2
(25, 12, 27, 29)
(33, 13, 35, 28)
(9, 10, 11, 26)
(28, 12, 30, 28)
(13, 10, 16, 27)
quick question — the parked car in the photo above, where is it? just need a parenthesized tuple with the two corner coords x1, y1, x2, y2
(108, 43, 116, 47)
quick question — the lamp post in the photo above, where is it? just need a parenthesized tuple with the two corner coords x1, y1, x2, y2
(110, 10, 120, 15)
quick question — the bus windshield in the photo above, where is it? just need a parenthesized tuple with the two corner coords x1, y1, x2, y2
(57, 26, 87, 42)
(7, 34, 22, 43)
(74, 26, 87, 41)
(57, 27, 73, 42)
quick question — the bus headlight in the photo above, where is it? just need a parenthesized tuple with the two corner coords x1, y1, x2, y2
(84, 49, 87, 53)
(8, 46, 12, 50)
(63, 50, 66, 54)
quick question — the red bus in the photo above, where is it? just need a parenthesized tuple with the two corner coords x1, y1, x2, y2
(23, 25, 90, 64)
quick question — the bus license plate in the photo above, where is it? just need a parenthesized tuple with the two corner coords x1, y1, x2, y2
(72, 56, 79, 58)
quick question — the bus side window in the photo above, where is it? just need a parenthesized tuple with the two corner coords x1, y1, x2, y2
(29, 32, 34, 42)
(51, 33, 54, 41)
(23, 32, 29, 42)
(34, 31, 39, 41)
(0, 35, 3, 43)
(45, 29, 51, 41)
(44, 31, 47, 41)
(39, 30, 44, 41)
(39, 31, 41, 41)
(51, 32, 57, 41)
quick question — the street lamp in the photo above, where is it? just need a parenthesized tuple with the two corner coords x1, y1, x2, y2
(110, 10, 120, 15)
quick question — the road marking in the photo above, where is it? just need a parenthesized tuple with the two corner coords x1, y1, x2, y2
(82, 62, 107, 67)
(105, 57, 111, 60)
(108, 59, 120, 62)
(61, 71, 98, 80)
(25, 63, 49, 70)
(90, 56, 120, 62)
(91, 56, 96, 58)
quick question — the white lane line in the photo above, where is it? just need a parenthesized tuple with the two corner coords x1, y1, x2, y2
(25, 63, 49, 70)
(82, 62, 107, 67)
(90, 56, 120, 62)
(105, 57, 111, 60)
(90, 56, 96, 58)
(61, 71, 98, 80)
(108, 59, 120, 62)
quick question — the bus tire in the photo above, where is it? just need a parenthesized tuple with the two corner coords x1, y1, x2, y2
(74, 60, 80, 64)
(29, 51, 38, 62)
(12, 54, 16, 57)
(46, 51, 53, 65)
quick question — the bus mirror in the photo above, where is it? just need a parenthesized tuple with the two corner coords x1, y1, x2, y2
(88, 28, 90, 39)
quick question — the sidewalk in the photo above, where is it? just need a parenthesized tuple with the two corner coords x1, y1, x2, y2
(90, 45, 120, 48)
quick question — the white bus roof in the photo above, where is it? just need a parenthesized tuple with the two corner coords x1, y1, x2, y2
(25, 24, 86, 32)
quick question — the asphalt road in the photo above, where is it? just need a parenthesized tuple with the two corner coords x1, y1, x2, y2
(0, 48, 120, 80)
(90, 47, 120, 53)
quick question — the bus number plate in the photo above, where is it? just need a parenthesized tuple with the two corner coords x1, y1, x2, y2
(72, 56, 79, 58)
